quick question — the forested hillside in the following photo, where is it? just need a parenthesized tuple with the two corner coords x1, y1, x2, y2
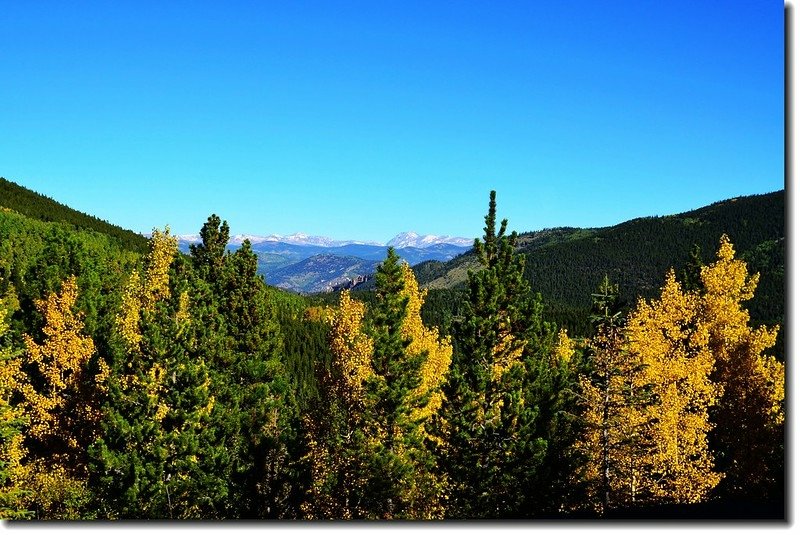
(1, 178, 148, 254)
(408, 191, 784, 352)
(0, 183, 785, 520)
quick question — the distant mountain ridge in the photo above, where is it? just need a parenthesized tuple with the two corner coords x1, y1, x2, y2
(167, 230, 473, 293)
(386, 231, 473, 248)
(169, 231, 471, 249)
(267, 254, 381, 294)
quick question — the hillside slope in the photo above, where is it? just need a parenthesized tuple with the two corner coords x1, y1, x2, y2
(1, 177, 148, 254)
(267, 254, 380, 293)
(410, 190, 784, 347)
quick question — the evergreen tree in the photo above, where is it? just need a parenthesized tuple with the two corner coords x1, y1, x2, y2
(224, 243, 282, 516)
(440, 191, 567, 518)
(189, 214, 229, 284)
(190, 219, 296, 519)
(303, 250, 450, 519)
(90, 229, 229, 518)
(575, 275, 655, 514)
(358, 249, 446, 519)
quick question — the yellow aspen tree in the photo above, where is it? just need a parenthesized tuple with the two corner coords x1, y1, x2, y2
(114, 228, 177, 422)
(116, 227, 178, 352)
(0, 292, 30, 519)
(394, 262, 451, 518)
(399, 262, 452, 430)
(302, 290, 374, 519)
(626, 271, 722, 504)
(553, 328, 575, 364)
(324, 290, 374, 408)
(699, 235, 784, 500)
(15, 276, 106, 518)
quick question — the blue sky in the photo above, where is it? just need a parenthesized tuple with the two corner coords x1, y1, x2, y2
(0, 1, 784, 242)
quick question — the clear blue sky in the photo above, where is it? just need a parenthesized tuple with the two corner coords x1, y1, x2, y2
(0, 1, 784, 243)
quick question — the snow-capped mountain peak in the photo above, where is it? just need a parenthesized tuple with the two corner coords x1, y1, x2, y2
(386, 231, 473, 249)
(168, 230, 470, 249)
(228, 233, 382, 247)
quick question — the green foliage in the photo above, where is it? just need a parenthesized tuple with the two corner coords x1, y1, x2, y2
(439, 191, 580, 518)
(0, 179, 785, 520)
(191, 217, 298, 519)
(415, 191, 785, 357)
(358, 249, 433, 518)
(90, 248, 229, 519)
(1, 177, 148, 255)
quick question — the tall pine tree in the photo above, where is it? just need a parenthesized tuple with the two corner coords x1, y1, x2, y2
(303, 250, 450, 519)
(90, 228, 229, 518)
(188, 216, 296, 518)
(440, 191, 572, 518)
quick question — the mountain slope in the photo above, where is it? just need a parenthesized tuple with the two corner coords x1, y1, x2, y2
(1, 177, 148, 254)
(266, 254, 380, 294)
(410, 191, 784, 350)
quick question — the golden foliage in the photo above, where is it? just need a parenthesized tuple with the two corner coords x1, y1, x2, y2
(576, 312, 653, 512)
(325, 291, 374, 407)
(116, 228, 178, 352)
(0, 298, 30, 518)
(303, 306, 328, 323)
(577, 235, 784, 509)
(627, 270, 722, 503)
(4, 277, 101, 518)
(699, 235, 783, 426)
(698, 235, 784, 495)
(399, 263, 453, 425)
(22, 276, 99, 448)
(302, 291, 374, 518)
(114, 228, 180, 430)
(490, 329, 524, 382)
(553, 328, 574, 363)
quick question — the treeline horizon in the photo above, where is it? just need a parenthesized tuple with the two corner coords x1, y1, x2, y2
(0, 189, 785, 520)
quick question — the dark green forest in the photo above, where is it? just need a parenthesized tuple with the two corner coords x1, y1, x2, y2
(0, 180, 785, 520)
(389, 191, 785, 359)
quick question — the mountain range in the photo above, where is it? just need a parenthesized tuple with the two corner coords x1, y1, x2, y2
(173, 230, 472, 249)
(171, 231, 473, 293)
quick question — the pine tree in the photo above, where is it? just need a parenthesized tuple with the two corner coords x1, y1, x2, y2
(189, 214, 229, 283)
(90, 228, 228, 518)
(189, 218, 296, 518)
(440, 191, 566, 518)
(303, 250, 451, 519)
(576, 275, 655, 514)
(359, 249, 448, 519)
